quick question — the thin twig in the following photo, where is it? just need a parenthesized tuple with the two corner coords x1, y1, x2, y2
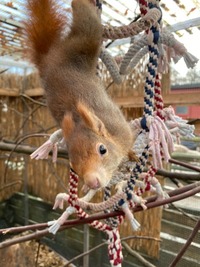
(47, 159, 69, 192)
(0, 103, 24, 117)
(0, 180, 23, 192)
(169, 158, 200, 173)
(122, 241, 156, 267)
(0, 222, 49, 235)
(0, 140, 68, 159)
(171, 203, 198, 222)
(156, 169, 200, 181)
(35, 241, 41, 267)
(20, 94, 47, 107)
(64, 235, 160, 267)
(169, 219, 200, 267)
(0, 68, 9, 74)
(64, 240, 107, 266)
(36, 125, 58, 134)
(14, 105, 43, 140)
(2, 134, 50, 183)
(122, 235, 161, 243)
(106, 81, 114, 91)
(0, 229, 50, 248)
(170, 178, 183, 188)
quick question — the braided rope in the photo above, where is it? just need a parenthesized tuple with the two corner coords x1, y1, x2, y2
(124, 145, 149, 201)
(115, 0, 162, 211)
(132, 1, 169, 208)
(100, 48, 122, 84)
(103, 186, 120, 227)
(114, 0, 169, 232)
(103, 8, 161, 40)
(154, 73, 164, 120)
(68, 170, 123, 266)
(139, 0, 148, 16)
(119, 35, 147, 73)
(79, 191, 125, 211)
(119, 30, 198, 77)
(143, 5, 160, 117)
(120, 45, 148, 75)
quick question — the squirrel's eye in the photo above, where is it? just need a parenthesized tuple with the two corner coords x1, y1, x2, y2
(98, 144, 107, 156)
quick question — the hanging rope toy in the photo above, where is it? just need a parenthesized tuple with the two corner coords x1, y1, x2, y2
(30, 0, 198, 266)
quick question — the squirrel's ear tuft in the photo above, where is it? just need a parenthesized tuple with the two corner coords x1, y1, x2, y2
(77, 102, 108, 137)
(62, 112, 75, 140)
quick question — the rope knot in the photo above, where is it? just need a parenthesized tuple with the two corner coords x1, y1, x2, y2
(149, 116, 174, 169)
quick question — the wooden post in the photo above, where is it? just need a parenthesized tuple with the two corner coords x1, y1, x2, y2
(83, 224, 90, 267)
(22, 68, 29, 226)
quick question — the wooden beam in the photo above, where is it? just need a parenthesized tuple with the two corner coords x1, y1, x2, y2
(163, 92, 200, 106)
(1, 87, 200, 107)
(0, 88, 20, 96)
(0, 87, 44, 97)
(166, 17, 200, 32)
(25, 87, 44, 97)
(113, 91, 200, 108)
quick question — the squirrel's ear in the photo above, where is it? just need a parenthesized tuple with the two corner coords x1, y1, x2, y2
(62, 112, 75, 140)
(77, 102, 108, 137)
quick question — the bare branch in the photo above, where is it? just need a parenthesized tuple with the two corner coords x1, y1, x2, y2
(0, 140, 68, 159)
(169, 158, 200, 173)
(0, 180, 23, 192)
(171, 203, 198, 222)
(1, 182, 200, 249)
(20, 94, 46, 107)
(47, 158, 68, 191)
(156, 168, 200, 181)
(64, 235, 160, 267)
(1, 141, 200, 181)
(169, 219, 200, 267)
(122, 241, 156, 267)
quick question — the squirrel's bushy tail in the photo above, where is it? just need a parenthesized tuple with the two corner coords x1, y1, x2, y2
(25, 0, 66, 66)
(25, 0, 102, 72)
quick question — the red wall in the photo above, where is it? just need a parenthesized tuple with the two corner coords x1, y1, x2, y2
(175, 105, 200, 119)
(171, 86, 200, 120)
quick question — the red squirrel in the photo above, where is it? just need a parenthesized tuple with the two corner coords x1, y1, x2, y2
(25, 0, 136, 189)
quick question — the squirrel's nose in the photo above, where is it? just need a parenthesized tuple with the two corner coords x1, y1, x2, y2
(84, 172, 101, 189)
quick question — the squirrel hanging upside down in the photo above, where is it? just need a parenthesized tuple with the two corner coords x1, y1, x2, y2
(25, 0, 136, 189)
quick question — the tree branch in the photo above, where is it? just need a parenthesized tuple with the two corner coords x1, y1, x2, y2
(1, 141, 200, 181)
(169, 219, 200, 267)
(122, 241, 156, 267)
(0, 141, 68, 159)
(1, 182, 200, 249)
(64, 235, 160, 267)
(169, 158, 200, 173)
(156, 168, 200, 180)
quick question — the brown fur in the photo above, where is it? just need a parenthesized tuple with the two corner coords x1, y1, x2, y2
(25, 0, 136, 189)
